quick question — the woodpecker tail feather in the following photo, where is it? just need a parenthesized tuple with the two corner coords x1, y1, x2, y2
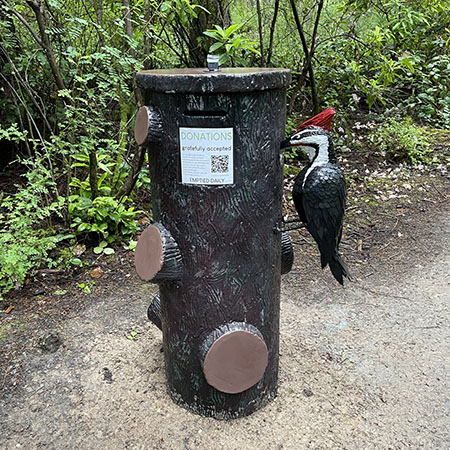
(328, 253, 351, 285)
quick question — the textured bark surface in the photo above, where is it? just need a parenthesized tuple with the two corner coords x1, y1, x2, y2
(147, 294, 162, 331)
(281, 231, 294, 275)
(151, 223, 183, 283)
(137, 69, 290, 418)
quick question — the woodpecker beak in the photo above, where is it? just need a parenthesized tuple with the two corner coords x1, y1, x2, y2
(280, 137, 307, 148)
(282, 134, 314, 148)
(296, 107, 336, 132)
(280, 138, 292, 149)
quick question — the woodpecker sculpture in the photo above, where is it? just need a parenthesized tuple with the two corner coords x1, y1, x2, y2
(280, 108, 350, 285)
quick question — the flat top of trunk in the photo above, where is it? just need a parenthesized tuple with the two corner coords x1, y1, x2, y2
(136, 68, 291, 94)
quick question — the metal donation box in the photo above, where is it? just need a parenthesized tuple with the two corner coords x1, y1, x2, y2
(134, 68, 293, 419)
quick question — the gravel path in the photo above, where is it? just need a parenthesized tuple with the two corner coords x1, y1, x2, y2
(1, 208, 449, 449)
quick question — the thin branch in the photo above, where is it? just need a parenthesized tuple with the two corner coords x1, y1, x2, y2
(122, 0, 135, 58)
(0, 43, 53, 132)
(116, 0, 146, 200)
(288, 66, 309, 116)
(256, 0, 265, 66)
(217, 0, 232, 28)
(122, 0, 142, 106)
(162, 28, 189, 66)
(88, 148, 99, 200)
(143, 0, 150, 59)
(2, 85, 33, 158)
(310, 0, 324, 56)
(26, 0, 72, 103)
(289, 0, 319, 113)
(0, 71, 58, 192)
(266, 0, 280, 67)
(117, 144, 146, 200)
(0, 0, 43, 47)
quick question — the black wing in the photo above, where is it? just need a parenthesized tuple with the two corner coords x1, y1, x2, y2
(292, 166, 309, 223)
(301, 164, 346, 269)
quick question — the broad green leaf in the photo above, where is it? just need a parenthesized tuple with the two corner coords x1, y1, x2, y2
(209, 42, 224, 52)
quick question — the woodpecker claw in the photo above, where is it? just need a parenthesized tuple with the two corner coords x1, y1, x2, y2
(273, 223, 306, 233)
(282, 217, 302, 224)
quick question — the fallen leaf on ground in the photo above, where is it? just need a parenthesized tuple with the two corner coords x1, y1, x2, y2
(91, 267, 105, 278)
(54, 289, 68, 296)
(138, 217, 151, 227)
(357, 239, 363, 252)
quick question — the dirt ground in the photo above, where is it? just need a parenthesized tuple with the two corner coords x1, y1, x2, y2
(1, 139, 449, 449)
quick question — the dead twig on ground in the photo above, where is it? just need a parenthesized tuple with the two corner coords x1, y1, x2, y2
(430, 182, 448, 199)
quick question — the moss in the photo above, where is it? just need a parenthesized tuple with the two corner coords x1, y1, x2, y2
(0, 319, 20, 341)
(0, 317, 28, 341)
(424, 128, 450, 144)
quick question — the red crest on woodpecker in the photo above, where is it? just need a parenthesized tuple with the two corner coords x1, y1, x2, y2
(296, 107, 336, 132)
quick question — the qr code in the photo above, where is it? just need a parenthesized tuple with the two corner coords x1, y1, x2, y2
(211, 155, 229, 173)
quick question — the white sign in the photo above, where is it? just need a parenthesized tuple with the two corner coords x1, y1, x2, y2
(179, 127, 234, 185)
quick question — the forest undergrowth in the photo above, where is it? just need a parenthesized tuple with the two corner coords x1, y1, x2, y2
(0, 0, 449, 300)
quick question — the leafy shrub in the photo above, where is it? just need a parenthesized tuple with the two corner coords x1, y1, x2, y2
(68, 194, 138, 243)
(204, 24, 260, 66)
(399, 53, 450, 127)
(0, 160, 70, 300)
(0, 231, 63, 299)
(369, 117, 432, 164)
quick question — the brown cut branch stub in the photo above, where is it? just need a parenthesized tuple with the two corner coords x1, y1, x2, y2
(147, 294, 162, 330)
(134, 106, 150, 146)
(134, 225, 163, 281)
(203, 328, 268, 394)
(135, 222, 183, 282)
